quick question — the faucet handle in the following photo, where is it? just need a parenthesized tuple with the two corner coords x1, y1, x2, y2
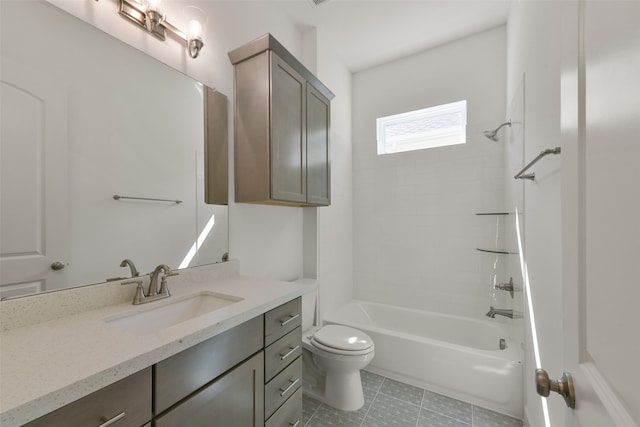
(159, 271, 178, 296)
(122, 279, 145, 305)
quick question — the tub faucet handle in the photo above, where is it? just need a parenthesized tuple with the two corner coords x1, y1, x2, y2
(494, 277, 515, 298)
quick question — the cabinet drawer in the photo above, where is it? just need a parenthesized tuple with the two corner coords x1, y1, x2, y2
(265, 326, 302, 382)
(155, 315, 263, 414)
(264, 298, 301, 346)
(155, 352, 264, 427)
(265, 356, 302, 419)
(265, 387, 302, 427)
(25, 368, 151, 427)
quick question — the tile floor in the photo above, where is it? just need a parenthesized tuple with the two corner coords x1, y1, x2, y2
(302, 370, 523, 427)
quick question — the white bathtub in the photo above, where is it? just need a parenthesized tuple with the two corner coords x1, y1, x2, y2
(324, 300, 523, 419)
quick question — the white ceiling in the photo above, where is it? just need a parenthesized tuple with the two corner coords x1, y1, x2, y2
(270, 0, 511, 72)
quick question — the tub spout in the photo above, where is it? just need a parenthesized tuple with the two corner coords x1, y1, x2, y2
(486, 306, 517, 319)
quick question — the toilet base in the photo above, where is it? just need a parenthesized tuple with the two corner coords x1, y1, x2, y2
(324, 369, 365, 411)
(302, 374, 365, 412)
(302, 348, 371, 412)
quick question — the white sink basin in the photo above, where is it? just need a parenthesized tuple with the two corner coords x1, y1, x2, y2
(106, 292, 243, 335)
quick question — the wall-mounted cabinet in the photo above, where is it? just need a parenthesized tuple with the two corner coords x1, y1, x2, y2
(229, 34, 334, 207)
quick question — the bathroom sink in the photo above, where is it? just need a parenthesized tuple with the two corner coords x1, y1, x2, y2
(105, 292, 243, 335)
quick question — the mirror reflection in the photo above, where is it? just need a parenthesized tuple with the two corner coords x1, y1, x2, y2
(0, 1, 228, 298)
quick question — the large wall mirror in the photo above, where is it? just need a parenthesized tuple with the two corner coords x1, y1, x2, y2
(0, 0, 228, 298)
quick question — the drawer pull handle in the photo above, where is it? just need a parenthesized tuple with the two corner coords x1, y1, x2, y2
(279, 377, 300, 396)
(97, 412, 125, 427)
(280, 313, 300, 326)
(280, 345, 301, 360)
(289, 420, 301, 427)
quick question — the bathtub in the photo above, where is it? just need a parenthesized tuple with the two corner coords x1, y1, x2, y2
(324, 300, 523, 419)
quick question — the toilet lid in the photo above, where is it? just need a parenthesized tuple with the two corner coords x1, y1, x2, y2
(312, 325, 373, 351)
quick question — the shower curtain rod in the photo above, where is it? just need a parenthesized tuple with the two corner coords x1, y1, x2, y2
(514, 147, 561, 181)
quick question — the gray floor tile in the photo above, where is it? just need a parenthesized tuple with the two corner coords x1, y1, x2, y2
(417, 408, 471, 427)
(305, 386, 376, 427)
(421, 389, 472, 424)
(303, 373, 524, 427)
(472, 406, 523, 427)
(379, 377, 424, 406)
(305, 409, 364, 427)
(363, 392, 420, 427)
(303, 394, 322, 425)
(361, 370, 385, 391)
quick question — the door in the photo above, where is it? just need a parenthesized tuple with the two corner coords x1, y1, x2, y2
(0, 57, 68, 297)
(557, 1, 640, 425)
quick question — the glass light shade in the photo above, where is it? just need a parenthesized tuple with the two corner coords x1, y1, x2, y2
(142, 0, 162, 12)
(183, 6, 207, 39)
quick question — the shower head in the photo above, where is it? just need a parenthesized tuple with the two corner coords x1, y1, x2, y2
(483, 120, 512, 141)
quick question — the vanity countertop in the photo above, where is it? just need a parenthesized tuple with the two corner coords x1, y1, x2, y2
(0, 263, 316, 426)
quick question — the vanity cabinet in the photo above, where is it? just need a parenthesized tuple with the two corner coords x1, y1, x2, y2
(229, 34, 334, 207)
(19, 297, 303, 427)
(24, 367, 152, 427)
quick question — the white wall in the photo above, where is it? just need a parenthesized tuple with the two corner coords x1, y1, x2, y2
(315, 28, 354, 321)
(506, 1, 565, 425)
(352, 26, 507, 318)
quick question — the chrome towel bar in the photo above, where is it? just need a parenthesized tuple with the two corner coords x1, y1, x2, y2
(514, 147, 561, 180)
(113, 195, 182, 204)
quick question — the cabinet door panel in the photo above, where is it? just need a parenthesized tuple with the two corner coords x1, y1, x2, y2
(24, 368, 151, 427)
(265, 326, 302, 382)
(265, 357, 302, 419)
(154, 315, 263, 413)
(265, 387, 302, 427)
(306, 85, 331, 206)
(264, 297, 301, 346)
(155, 352, 264, 427)
(270, 52, 306, 203)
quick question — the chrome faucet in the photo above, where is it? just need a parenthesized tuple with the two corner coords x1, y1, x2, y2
(122, 264, 178, 305)
(486, 306, 517, 319)
(120, 259, 139, 278)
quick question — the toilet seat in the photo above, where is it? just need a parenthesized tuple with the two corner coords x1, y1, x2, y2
(310, 325, 374, 356)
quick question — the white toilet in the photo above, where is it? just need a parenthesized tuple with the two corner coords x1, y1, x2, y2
(302, 324, 375, 411)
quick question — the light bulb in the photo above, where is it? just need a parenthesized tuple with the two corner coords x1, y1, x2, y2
(188, 20, 203, 40)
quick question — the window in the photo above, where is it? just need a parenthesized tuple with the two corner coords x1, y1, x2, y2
(376, 100, 467, 155)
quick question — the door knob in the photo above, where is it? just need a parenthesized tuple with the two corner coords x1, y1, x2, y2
(535, 369, 576, 409)
(50, 261, 66, 271)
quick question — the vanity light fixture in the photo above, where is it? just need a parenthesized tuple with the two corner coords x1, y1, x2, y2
(117, 0, 206, 59)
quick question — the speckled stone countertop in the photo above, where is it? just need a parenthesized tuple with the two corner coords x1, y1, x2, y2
(0, 261, 316, 426)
